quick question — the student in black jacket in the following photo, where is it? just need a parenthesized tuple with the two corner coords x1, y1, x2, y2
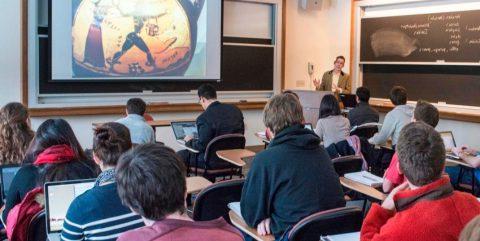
(240, 93, 345, 240)
(348, 86, 380, 127)
(177, 84, 244, 169)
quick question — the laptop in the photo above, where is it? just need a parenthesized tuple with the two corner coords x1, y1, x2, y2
(171, 121, 198, 145)
(304, 123, 313, 131)
(45, 179, 95, 241)
(1, 164, 21, 201)
(440, 131, 460, 160)
(339, 94, 357, 109)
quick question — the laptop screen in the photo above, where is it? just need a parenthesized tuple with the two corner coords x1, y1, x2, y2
(45, 180, 95, 233)
(304, 123, 313, 131)
(171, 122, 198, 140)
(339, 94, 357, 109)
(440, 132, 456, 151)
(1, 165, 20, 200)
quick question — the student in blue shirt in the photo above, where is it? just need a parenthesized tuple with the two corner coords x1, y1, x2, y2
(61, 122, 144, 241)
(116, 98, 155, 144)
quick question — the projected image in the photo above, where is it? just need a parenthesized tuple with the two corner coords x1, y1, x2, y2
(71, 0, 206, 78)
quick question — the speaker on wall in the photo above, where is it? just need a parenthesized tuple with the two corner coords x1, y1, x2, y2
(300, 0, 323, 10)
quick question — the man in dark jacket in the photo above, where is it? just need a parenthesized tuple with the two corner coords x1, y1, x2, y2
(177, 84, 244, 169)
(348, 86, 380, 127)
(240, 93, 346, 240)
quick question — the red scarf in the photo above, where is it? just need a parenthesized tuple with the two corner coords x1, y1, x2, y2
(34, 144, 76, 165)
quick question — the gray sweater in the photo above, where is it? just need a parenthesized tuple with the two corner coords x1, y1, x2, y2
(315, 115, 351, 147)
(369, 105, 414, 146)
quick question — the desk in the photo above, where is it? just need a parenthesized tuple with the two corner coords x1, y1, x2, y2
(147, 119, 195, 128)
(229, 211, 275, 241)
(186, 176, 212, 194)
(322, 232, 360, 241)
(340, 177, 386, 201)
(177, 142, 200, 154)
(446, 158, 476, 193)
(254, 132, 270, 149)
(446, 158, 473, 168)
(216, 149, 256, 167)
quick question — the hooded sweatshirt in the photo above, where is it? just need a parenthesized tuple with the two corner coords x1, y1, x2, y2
(240, 124, 346, 239)
(369, 105, 414, 146)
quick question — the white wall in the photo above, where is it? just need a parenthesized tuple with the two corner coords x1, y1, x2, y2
(1, 0, 479, 149)
(284, 0, 352, 90)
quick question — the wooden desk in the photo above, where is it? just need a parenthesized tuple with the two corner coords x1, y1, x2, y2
(147, 119, 195, 128)
(229, 211, 275, 241)
(186, 176, 212, 194)
(177, 142, 200, 154)
(340, 177, 387, 201)
(216, 149, 256, 167)
(446, 158, 473, 168)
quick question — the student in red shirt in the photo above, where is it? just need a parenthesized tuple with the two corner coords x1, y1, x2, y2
(361, 122, 480, 241)
(116, 144, 244, 241)
(383, 100, 439, 193)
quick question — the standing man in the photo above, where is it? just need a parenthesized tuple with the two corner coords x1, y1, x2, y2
(177, 84, 245, 171)
(313, 56, 352, 94)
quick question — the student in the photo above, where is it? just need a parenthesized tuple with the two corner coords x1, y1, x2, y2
(460, 215, 480, 241)
(2, 119, 98, 224)
(241, 93, 345, 240)
(116, 98, 155, 144)
(116, 144, 244, 241)
(314, 94, 350, 147)
(177, 84, 244, 169)
(0, 102, 34, 165)
(383, 100, 439, 193)
(347, 87, 379, 127)
(361, 122, 480, 241)
(369, 86, 413, 146)
(6, 143, 97, 240)
(61, 123, 144, 241)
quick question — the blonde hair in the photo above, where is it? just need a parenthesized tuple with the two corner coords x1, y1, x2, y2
(0, 103, 34, 164)
(460, 216, 480, 241)
(263, 93, 304, 134)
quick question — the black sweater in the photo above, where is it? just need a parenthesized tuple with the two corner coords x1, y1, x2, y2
(240, 125, 346, 238)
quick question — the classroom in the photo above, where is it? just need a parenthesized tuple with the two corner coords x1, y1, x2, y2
(1, 0, 480, 240)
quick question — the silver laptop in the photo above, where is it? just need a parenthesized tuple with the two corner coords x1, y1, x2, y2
(440, 131, 460, 160)
(171, 121, 198, 145)
(45, 179, 95, 241)
(1, 165, 20, 201)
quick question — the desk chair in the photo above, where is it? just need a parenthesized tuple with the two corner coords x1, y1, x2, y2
(350, 124, 378, 139)
(190, 134, 246, 182)
(287, 207, 363, 241)
(332, 155, 363, 177)
(192, 179, 244, 224)
(27, 210, 46, 241)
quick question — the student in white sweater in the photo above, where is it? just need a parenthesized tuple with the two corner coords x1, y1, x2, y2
(315, 94, 350, 147)
(369, 86, 413, 147)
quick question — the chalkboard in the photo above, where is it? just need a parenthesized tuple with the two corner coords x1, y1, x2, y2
(363, 65, 480, 106)
(361, 10, 480, 62)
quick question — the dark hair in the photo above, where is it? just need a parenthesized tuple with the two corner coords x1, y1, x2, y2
(282, 90, 299, 100)
(319, 94, 341, 118)
(414, 100, 439, 128)
(397, 122, 445, 186)
(116, 144, 186, 220)
(0, 102, 34, 165)
(335, 56, 346, 63)
(197, 84, 217, 100)
(24, 119, 87, 164)
(356, 86, 371, 103)
(93, 122, 132, 167)
(37, 161, 97, 186)
(389, 86, 408, 105)
(126, 98, 147, 116)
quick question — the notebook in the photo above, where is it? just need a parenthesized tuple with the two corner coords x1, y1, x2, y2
(45, 179, 95, 241)
(344, 171, 383, 188)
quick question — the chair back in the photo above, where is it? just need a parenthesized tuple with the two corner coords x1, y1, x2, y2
(326, 140, 355, 159)
(332, 155, 363, 177)
(350, 126, 378, 139)
(204, 134, 246, 169)
(288, 207, 363, 241)
(192, 179, 244, 223)
(27, 210, 46, 241)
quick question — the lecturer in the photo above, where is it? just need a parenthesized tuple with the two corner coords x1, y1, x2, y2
(313, 56, 351, 94)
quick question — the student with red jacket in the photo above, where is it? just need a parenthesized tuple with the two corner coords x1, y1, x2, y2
(116, 144, 244, 241)
(361, 122, 480, 241)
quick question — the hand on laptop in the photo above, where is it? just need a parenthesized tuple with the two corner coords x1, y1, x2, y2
(184, 135, 194, 142)
(257, 218, 271, 236)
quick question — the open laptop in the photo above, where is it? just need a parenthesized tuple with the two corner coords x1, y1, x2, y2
(339, 94, 357, 109)
(440, 131, 461, 160)
(304, 123, 313, 131)
(0, 164, 20, 201)
(45, 179, 95, 241)
(171, 121, 198, 145)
